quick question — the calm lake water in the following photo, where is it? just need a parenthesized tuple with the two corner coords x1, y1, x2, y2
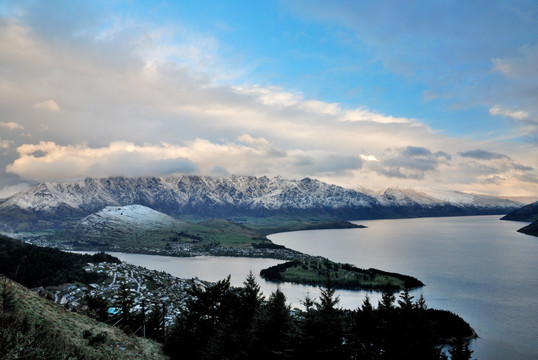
(270, 215, 538, 360)
(84, 215, 537, 360)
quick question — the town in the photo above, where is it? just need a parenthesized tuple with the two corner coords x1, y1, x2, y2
(36, 260, 204, 332)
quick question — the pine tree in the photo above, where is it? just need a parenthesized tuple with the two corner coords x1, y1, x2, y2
(165, 276, 236, 360)
(448, 337, 473, 360)
(397, 287, 414, 312)
(318, 283, 340, 313)
(240, 270, 264, 319)
(145, 305, 164, 342)
(118, 279, 134, 331)
(348, 295, 379, 359)
(415, 293, 427, 311)
(296, 293, 318, 360)
(249, 288, 293, 360)
(298, 279, 346, 360)
(234, 271, 265, 359)
(378, 283, 396, 312)
(361, 294, 373, 313)
(84, 294, 109, 322)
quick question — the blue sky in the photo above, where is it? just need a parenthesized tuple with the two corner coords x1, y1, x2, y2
(0, 0, 537, 198)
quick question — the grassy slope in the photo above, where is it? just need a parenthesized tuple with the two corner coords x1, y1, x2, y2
(46, 216, 362, 250)
(226, 216, 364, 236)
(48, 218, 263, 250)
(1, 275, 167, 360)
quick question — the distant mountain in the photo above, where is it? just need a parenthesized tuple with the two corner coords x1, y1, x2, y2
(501, 201, 538, 237)
(0, 175, 522, 231)
(500, 201, 538, 222)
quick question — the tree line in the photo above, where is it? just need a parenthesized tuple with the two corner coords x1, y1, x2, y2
(163, 273, 475, 360)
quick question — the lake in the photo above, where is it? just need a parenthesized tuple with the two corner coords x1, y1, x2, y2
(270, 215, 538, 360)
(85, 215, 537, 360)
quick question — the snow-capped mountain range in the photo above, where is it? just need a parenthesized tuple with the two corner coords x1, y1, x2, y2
(0, 175, 522, 231)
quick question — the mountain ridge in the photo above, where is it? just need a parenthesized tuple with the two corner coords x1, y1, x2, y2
(0, 175, 522, 231)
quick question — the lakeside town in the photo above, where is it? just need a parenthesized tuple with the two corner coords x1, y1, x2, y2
(35, 260, 203, 331)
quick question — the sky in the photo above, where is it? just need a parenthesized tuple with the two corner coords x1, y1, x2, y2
(0, 0, 537, 199)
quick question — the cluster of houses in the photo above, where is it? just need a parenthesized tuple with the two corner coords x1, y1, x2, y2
(47, 261, 206, 327)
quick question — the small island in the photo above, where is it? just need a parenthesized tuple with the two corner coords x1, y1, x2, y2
(260, 258, 424, 291)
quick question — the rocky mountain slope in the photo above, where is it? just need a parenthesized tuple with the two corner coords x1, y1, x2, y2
(0, 175, 522, 231)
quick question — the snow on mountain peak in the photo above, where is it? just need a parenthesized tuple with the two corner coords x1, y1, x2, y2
(77, 205, 181, 231)
(0, 175, 522, 227)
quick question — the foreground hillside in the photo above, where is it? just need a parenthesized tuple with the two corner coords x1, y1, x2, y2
(0, 275, 166, 360)
(0, 175, 522, 231)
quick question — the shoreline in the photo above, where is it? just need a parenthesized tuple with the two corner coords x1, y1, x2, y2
(7, 218, 426, 292)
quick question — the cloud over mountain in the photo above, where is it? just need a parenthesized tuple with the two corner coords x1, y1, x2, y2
(0, 1, 537, 199)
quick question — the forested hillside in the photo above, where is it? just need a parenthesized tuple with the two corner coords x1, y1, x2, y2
(0, 234, 119, 288)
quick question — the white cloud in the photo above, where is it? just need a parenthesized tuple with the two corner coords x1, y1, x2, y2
(490, 45, 538, 144)
(235, 85, 301, 107)
(360, 154, 378, 161)
(492, 45, 538, 79)
(341, 107, 413, 124)
(0, 5, 537, 197)
(365, 146, 443, 180)
(0, 122, 24, 130)
(5, 139, 364, 182)
(489, 106, 529, 120)
(0, 140, 13, 149)
(34, 99, 60, 112)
